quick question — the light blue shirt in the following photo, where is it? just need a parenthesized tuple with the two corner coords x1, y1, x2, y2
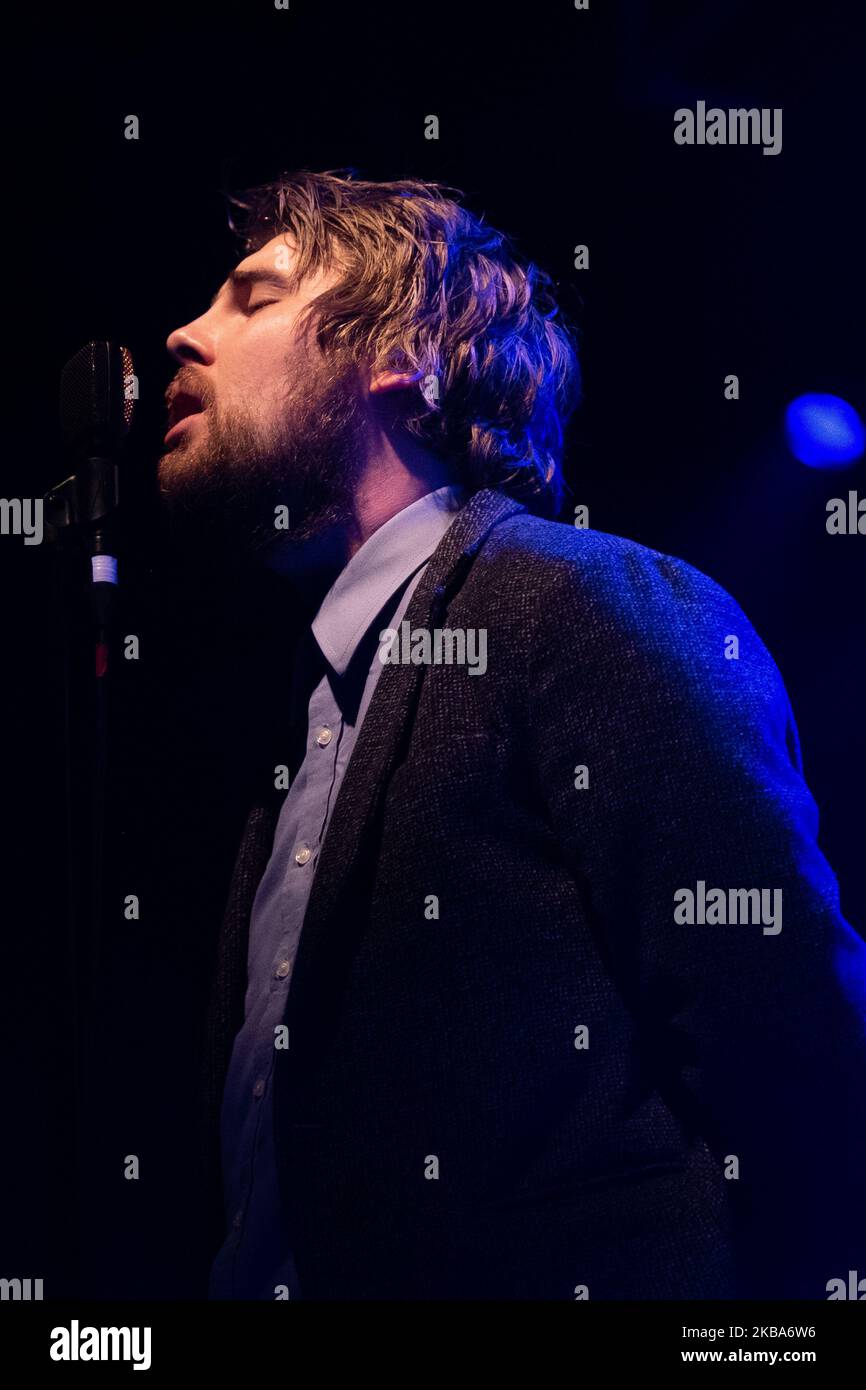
(209, 484, 466, 1299)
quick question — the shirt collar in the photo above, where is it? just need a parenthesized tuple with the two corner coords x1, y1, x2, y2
(311, 484, 466, 676)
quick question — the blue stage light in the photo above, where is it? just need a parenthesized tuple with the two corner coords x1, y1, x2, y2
(784, 393, 865, 468)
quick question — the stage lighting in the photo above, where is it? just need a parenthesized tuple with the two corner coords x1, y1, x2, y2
(784, 393, 865, 468)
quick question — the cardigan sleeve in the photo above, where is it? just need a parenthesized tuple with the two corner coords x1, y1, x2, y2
(526, 533, 866, 1298)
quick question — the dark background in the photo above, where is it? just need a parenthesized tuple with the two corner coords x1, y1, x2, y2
(2, 0, 863, 1299)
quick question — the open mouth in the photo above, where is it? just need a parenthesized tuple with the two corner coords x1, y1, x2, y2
(164, 388, 206, 443)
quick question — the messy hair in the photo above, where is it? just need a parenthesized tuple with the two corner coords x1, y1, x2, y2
(226, 168, 581, 518)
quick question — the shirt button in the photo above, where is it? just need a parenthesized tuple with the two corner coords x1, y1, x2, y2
(252, 1078, 265, 1098)
(316, 726, 332, 747)
(232, 1209, 243, 1230)
(295, 843, 312, 865)
(275, 959, 292, 979)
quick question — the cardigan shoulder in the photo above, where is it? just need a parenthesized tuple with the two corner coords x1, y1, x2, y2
(470, 511, 793, 745)
(479, 512, 752, 626)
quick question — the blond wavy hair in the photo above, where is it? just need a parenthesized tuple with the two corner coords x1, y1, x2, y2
(226, 168, 581, 518)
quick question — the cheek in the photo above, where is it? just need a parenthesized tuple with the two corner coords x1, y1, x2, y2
(225, 356, 286, 420)
(225, 317, 284, 374)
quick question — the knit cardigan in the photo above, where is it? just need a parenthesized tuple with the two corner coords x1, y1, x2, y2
(199, 487, 866, 1299)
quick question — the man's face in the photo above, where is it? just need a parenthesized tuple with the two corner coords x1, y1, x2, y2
(159, 234, 365, 569)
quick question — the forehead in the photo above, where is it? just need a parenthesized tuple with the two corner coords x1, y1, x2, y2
(236, 232, 299, 275)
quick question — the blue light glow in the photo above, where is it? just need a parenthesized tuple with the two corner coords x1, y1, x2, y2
(784, 393, 865, 468)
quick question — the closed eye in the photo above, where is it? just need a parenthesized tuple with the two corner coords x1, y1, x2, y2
(246, 299, 278, 315)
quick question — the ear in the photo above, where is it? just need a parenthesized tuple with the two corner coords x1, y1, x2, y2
(369, 365, 425, 394)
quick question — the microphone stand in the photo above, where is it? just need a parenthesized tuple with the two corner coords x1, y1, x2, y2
(43, 455, 120, 1295)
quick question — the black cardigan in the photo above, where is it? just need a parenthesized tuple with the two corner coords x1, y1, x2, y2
(200, 487, 866, 1299)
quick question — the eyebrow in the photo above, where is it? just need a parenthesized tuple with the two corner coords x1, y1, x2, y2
(208, 267, 291, 309)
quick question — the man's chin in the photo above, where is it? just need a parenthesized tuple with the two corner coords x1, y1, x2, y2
(156, 454, 342, 581)
(157, 435, 206, 493)
(158, 462, 255, 575)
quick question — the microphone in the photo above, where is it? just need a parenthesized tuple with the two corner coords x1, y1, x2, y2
(46, 341, 135, 540)
(60, 341, 135, 457)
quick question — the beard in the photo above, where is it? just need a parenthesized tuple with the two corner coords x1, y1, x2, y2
(157, 346, 367, 581)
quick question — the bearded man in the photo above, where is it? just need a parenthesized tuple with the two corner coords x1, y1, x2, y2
(158, 170, 866, 1301)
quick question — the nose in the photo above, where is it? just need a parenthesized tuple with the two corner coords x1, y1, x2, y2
(166, 314, 216, 367)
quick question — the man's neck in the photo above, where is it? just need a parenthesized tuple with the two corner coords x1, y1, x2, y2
(347, 458, 458, 558)
(265, 423, 459, 586)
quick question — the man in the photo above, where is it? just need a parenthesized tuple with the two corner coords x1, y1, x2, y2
(159, 170, 866, 1301)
